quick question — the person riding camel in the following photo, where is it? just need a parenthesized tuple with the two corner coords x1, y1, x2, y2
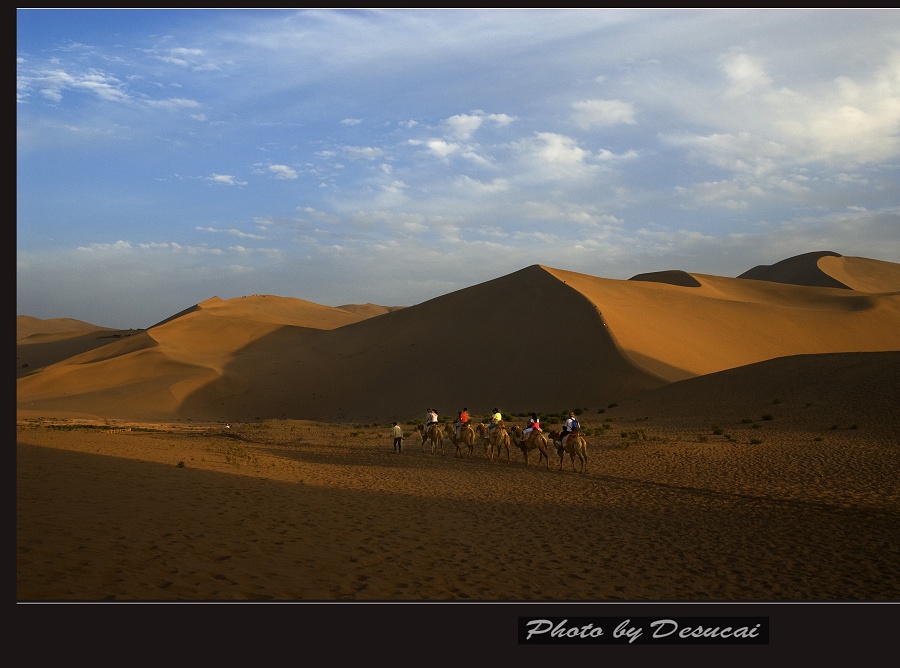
(522, 412, 540, 443)
(423, 408, 439, 439)
(488, 407, 502, 435)
(453, 407, 469, 437)
(559, 411, 579, 445)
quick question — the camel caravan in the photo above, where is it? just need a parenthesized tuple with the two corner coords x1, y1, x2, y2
(416, 409, 588, 473)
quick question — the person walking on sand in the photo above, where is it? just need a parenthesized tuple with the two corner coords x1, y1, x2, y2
(391, 421, 403, 453)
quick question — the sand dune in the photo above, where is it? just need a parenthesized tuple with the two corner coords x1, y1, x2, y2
(737, 249, 900, 292)
(16, 251, 900, 610)
(17, 251, 900, 424)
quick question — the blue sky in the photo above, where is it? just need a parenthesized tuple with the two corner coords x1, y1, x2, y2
(17, 8, 900, 329)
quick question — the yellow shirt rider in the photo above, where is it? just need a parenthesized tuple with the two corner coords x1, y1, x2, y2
(488, 408, 502, 434)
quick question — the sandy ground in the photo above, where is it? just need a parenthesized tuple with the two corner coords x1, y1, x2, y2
(17, 415, 899, 603)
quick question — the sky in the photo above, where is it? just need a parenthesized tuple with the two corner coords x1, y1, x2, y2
(17, 8, 900, 329)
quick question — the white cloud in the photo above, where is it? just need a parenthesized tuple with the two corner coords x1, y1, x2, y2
(572, 99, 637, 129)
(424, 139, 460, 159)
(443, 110, 517, 139)
(720, 51, 772, 97)
(195, 226, 267, 239)
(206, 174, 248, 186)
(344, 146, 384, 160)
(146, 97, 201, 110)
(267, 164, 299, 179)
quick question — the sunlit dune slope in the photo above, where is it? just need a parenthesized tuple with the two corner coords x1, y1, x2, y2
(16, 295, 388, 421)
(547, 263, 900, 382)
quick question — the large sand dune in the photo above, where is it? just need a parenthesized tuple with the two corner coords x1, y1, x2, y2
(16, 252, 900, 424)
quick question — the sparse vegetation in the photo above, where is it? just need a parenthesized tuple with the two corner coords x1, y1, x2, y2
(761, 414, 774, 421)
(209, 441, 260, 468)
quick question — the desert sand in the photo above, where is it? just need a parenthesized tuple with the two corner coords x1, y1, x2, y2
(17, 252, 900, 614)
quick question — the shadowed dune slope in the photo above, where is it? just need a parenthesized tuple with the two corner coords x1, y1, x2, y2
(179, 265, 662, 423)
(617, 350, 900, 440)
(16, 254, 900, 424)
(16, 316, 139, 379)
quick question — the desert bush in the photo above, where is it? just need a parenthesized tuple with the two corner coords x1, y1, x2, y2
(621, 429, 648, 441)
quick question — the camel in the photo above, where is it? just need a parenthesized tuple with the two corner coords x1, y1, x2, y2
(446, 422, 477, 459)
(418, 422, 444, 455)
(551, 429, 588, 473)
(475, 423, 511, 463)
(510, 425, 551, 468)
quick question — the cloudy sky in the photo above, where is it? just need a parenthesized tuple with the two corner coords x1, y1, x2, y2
(17, 8, 900, 329)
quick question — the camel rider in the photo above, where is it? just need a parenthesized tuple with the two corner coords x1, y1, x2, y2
(454, 407, 469, 437)
(522, 412, 540, 442)
(488, 408, 502, 435)
(559, 411, 579, 445)
(425, 408, 439, 430)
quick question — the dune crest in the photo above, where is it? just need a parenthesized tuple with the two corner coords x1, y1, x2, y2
(628, 269, 702, 288)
